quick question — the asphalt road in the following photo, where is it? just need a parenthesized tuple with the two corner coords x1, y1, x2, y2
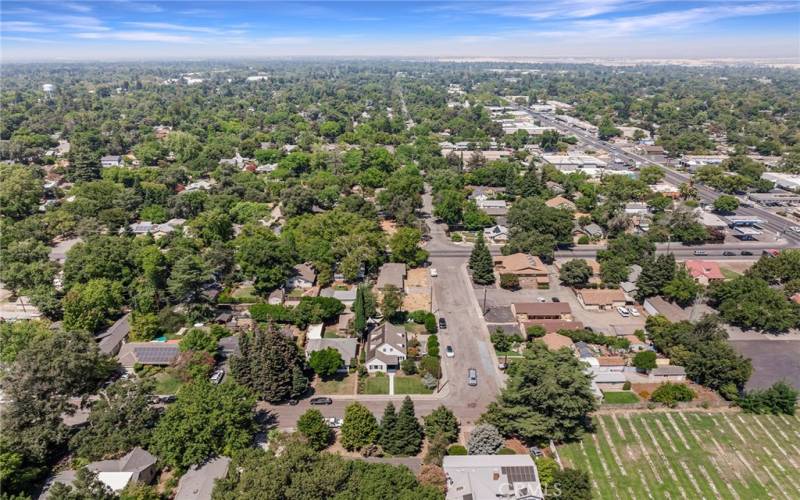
(523, 106, 800, 246)
(259, 188, 504, 429)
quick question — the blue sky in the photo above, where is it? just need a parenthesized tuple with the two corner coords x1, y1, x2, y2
(1, 1, 798, 62)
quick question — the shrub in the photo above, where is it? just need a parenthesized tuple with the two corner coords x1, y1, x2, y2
(419, 356, 441, 379)
(499, 273, 520, 290)
(421, 372, 438, 390)
(622, 381, 632, 391)
(491, 331, 521, 352)
(409, 310, 429, 323)
(651, 383, 695, 405)
(525, 325, 547, 339)
(424, 314, 438, 334)
(738, 382, 799, 415)
(451, 233, 463, 242)
(467, 424, 503, 455)
(578, 235, 590, 244)
(401, 359, 417, 375)
(633, 351, 657, 371)
(249, 303, 294, 323)
(447, 444, 467, 455)
(536, 457, 559, 487)
(638, 390, 650, 400)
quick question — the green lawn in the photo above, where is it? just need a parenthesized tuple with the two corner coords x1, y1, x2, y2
(314, 373, 357, 395)
(361, 376, 389, 394)
(360, 374, 433, 394)
(721, 267, 741, 280)
(602, 391, 639, 404)
(153, 371, 183, 395)
(560, 412, 800, 499)
(394, 375, 433, 395)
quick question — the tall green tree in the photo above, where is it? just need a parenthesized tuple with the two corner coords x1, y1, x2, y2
(0, 164, 43, 219)
(309, 347, 343, 378)
(389, 227, 428, 267)
(230, 327, 309, 402)
(423, 406, 460, 444)
(559, 259, 592, 287)
(635, 253, 676, 302)
(62, 279, 125, 334)
(481, 342, 597, 443)
(378, 402, 398, 451)
(353, 285, 367, 335)
(662, 267, 702, 306)
(340, 402, 379, 452)
(70, 379, 159, 460)
(383, 396, 423, 456)
(151, 380, 255, 471)
(469, 236, 495, 285)
(297, 409, 332, 450)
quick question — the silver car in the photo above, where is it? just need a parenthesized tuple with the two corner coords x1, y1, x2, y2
(468, 368, 478, 386)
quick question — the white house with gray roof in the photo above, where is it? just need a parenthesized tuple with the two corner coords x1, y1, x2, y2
(365, 322, 407, 373)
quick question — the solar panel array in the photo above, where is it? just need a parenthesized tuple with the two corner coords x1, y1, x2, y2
(134, 345, 179, 364)
(501, 466, 537, 485)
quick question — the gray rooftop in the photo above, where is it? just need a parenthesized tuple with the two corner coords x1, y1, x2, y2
(96, 313, 130, 355)
(305, 337, 358, 365)
(652, 365, 686, 376)
(376, 262, 406, 289)
(174, 457, 231, 500)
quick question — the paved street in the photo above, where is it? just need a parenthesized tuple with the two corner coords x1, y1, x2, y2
(260, 188, 504, 429)
(522, 106, 800, 246)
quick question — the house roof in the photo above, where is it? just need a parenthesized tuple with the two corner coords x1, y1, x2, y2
(117, 343, 179, 368)
(513, 302, 571, 316)
(538, 332, 575, 350)
(577, 288, 626, 306)
(652, 365, 686, 376)
(292, 262, 317, 283)
(545, 195, 576, 210)
(175, 457, 231, 500)
(96, 313, 130, 355)
(88, 447, 157, 484)
(582, 223, 604, 237)
(597, 356, 626, 367)
(524, 319, 584, 335)
(376, 262, 406, 289)
(306, 338, 358, 364)
(443, 455, 542, 500)
(366, 322, 407, 365)
(217, 336, 240, 356)
(645, 296, 689, 322)
(320, 287, 357, 302)
(684, 260, 725, 280)
(494, 253, 547, 275)
(593, 371, 627, 383)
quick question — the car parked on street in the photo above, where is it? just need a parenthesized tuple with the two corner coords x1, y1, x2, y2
(445, 345, 454, 358)
(325, 417, 343, 428)
(310, 397, 333, 405)
(693, 250, 708, 256)
(723, 251, 735, 256)
(467, 368, 478, 386)
(430, 268, 438, 277)
(438, 317, 447, 329)
(741, 250, 753, 255)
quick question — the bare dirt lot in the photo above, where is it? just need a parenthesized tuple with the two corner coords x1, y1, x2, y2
(730, 339, 800, 391)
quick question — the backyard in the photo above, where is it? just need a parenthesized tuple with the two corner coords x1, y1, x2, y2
(601, 391, 639, 404)
(560, 411, 800, 499)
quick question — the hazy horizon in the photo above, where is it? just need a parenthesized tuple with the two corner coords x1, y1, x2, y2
(1, 1, 799, 63)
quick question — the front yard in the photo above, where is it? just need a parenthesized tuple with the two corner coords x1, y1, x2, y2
(153, 370, 184, 395)
(359, 374, 433, 395)
(314, 372, 357, 395)
(601, 391, 639, 404)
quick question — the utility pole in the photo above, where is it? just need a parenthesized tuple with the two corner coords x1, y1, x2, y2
(482, 287, 488, 316)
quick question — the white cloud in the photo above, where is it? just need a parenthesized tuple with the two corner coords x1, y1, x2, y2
(74, 31, 195, 43)
(123, 22, 219, 33)
(0, 21, 53, 33)
(47, 14, 109, 31)
(64, 3, 93, 13)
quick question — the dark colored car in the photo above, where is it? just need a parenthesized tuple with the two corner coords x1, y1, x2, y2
(551, 297, 560, 302)
(723, 251, 735, 256)
(741, 250, 753, 256)
(288, 399, 299, 406)
(438, 317, 447, 329)
(309, 397, 333, 405)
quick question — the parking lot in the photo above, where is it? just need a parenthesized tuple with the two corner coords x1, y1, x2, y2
(475, 267, 647, 335)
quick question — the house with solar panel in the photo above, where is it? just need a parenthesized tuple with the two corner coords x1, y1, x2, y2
(443, 454, 543, 499)
(117, 342, 180, 372)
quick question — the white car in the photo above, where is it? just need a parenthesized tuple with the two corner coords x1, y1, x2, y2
(628, 307, 640, 317)
(430, 268, 438, 277)
(325, 417, 343, 428)
(445, 345, 455, 358)
(537, 297, 546, 303)
(617, 306, 630, 317)
(789, 226, 800, 233)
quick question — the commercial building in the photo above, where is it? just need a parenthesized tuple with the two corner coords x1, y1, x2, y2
(541, 154, 607, 173)
(512, 302, 573, 321)
(761, 172, 800, 191)
(748, 191, 800, 206)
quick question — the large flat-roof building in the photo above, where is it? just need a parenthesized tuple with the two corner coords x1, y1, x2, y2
(443, 455, 543, 500)
(762, 172, 800, 191)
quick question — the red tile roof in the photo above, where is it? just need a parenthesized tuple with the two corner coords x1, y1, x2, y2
(684, 260, 725, 280)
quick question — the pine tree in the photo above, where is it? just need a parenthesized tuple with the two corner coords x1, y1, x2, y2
(386, 396, 423, 456)
(635, 253, 676, 302)
(469, 236, 495, 285)
(230, 327, 308, 402)
(378, 402, 397, 451)
(353, 285, 366, 335)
